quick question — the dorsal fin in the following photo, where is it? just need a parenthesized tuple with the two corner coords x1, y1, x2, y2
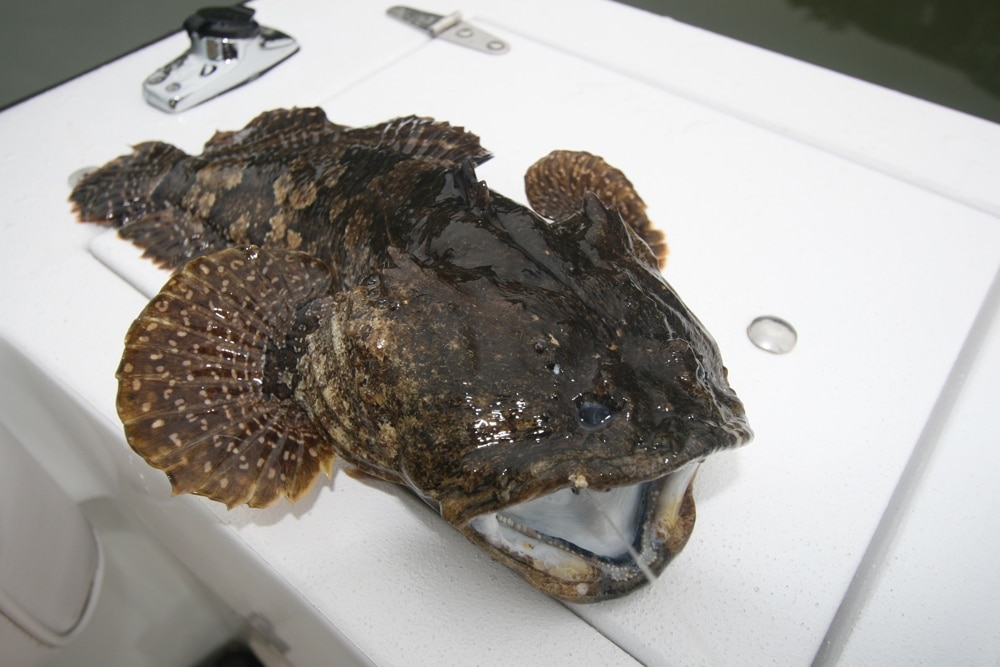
(116, 246, 338, 508)
(344, 115, 492, 165)
(202, 107, 345, 157)
(203, 109, 490, 165)
(525, 150, 668, 268)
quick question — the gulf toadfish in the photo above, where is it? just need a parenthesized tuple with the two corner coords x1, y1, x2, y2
(71, 108, 751, 601)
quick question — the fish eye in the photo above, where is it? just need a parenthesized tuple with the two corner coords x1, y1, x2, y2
(577, 399, 613, 431)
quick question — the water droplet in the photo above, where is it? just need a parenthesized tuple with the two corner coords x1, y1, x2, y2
(747, 315, 797, 354)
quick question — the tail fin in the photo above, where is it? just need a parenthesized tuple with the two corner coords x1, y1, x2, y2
(525, 150, 668, 268)
(116, 246, 337, 508)
(69, 141, 188, 227)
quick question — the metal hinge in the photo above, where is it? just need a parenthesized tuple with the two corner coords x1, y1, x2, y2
(387, 6, 509, 55)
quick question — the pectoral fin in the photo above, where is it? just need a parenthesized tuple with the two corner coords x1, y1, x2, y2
(116, 246, 338, 508)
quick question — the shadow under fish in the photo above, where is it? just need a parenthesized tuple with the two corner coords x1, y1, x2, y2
(70, 108, 752, 602)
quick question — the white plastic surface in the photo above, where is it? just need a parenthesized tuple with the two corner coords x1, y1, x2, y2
(837, 278, 1000, 666)
(502, 0, 1000, 218)
(0, 338, 242, 667)
(0, 424, 101, 652)
(45, 499, 243, 667)
(1, 1, 999, 665)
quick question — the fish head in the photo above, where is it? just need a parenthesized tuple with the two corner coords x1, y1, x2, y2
(337, 190, 752, 601)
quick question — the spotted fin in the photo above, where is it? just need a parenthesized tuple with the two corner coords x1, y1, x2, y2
(117, 207, 230, 270)
(202, 107, 344, 156)
(204, 108, 491, 166)
(524, 150, 668, 268)
(69, 141, 187, 227)
(116, 246, 337, 508)
(345, 115, 492, 165)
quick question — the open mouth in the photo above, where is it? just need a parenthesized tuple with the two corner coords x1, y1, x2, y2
(464, 461, 700, 601)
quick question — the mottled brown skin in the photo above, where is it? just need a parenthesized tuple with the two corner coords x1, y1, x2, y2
(73, 108, 751, 601)
(299, 177, 745, 523)
(70, 109, 491, 277)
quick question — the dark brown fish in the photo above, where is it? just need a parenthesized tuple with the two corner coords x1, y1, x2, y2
(71, 108, 751, 601)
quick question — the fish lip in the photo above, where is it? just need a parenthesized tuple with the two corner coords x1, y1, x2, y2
(459, 461, 700, 602)
(439, 407, 751, 528)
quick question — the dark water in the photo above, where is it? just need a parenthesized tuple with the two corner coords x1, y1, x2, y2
(618, 0, 1000, 125)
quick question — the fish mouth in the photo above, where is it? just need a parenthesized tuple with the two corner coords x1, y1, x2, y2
(462, 462, 700, 602)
